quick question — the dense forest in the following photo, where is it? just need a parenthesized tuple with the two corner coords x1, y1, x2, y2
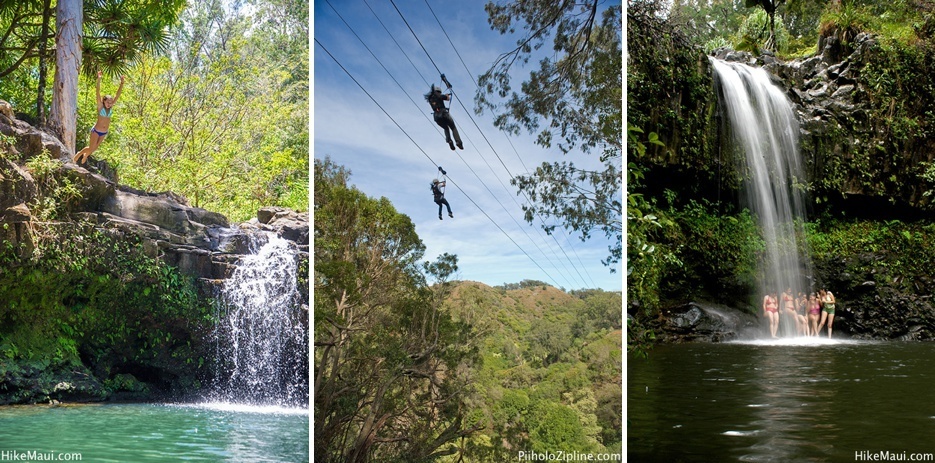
(314, 158, 622, 461)
(628, 0, 935, 351)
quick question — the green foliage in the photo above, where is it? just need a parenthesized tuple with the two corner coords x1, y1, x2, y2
(80, 1, 309, 221)
(627, 2, 719, 184)
(806, 218, 935, 291)
(479, 1, 622, 271)
(0, 222, 213, 386)
(0, 0, 185, 121)
(526, 401, 591, 453)
(665, 200, 762, 302)
(703, 36, 733, 54)
(24, 153, 84, 221)
(442, 281, 622, 461)
(627, 149, 680, 312)
(737, 8, 791, 53)
(314, 157, 481, 462)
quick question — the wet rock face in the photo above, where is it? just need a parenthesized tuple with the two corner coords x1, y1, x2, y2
(0, 362, 107, 405)
(659, 301, 760, 342)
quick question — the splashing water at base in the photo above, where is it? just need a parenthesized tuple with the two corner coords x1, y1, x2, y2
(213, 233, 308, 408)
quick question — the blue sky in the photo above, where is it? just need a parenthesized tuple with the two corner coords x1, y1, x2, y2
(312, 0, 621, 291)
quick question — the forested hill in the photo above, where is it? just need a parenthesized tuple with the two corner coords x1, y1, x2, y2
(444, 280, 623, 459)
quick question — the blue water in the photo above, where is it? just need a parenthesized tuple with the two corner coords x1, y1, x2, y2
(0, 402, 308, 462)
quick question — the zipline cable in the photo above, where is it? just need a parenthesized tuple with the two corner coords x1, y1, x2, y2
(315, 37, 565, 289)
(363, 0, 431, 88)
(423, 0, 477, 88)
(325, 0, 578, 288)
(389, 0, 443, 76)
(346, 1, 583, 288)
(391, 2, 594, 288)
(324, 0, 445, 140)
(416, 2, 600, 288)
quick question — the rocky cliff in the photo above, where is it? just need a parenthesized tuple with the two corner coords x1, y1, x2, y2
(630, 26, 935, 342)
(0, 108, 308, 404)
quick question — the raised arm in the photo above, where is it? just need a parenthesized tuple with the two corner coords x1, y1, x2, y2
(113, 75, 125, 103)
(95, 71, 103, 108)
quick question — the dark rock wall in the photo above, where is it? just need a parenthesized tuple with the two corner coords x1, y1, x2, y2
(632, 32, 935, 342)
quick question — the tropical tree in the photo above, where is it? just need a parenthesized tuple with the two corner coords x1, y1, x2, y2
(313, 157, 480, 462)
(477, 0, 622, 272)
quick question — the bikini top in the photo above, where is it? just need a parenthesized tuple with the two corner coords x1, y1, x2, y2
(99, 107, 113, 118)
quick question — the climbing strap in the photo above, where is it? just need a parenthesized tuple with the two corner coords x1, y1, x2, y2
(438, 166, 447, 195)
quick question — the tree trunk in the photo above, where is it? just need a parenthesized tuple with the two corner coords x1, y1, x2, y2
(37, 0, 53, 128)
(767, 9, 776, 51)
(50, 0, 82, 154)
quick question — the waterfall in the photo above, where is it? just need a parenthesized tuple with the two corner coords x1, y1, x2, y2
(711, 58, 812, 333)
(213, 233, 308, 407)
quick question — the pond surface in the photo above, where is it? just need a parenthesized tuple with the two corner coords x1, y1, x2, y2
(0, 402, 308, 462)
(628, 339, 935, 462)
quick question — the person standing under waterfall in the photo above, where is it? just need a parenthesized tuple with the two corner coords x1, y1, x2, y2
(74, 71, 125, 165)
(782, 288, 798, 336)
(763, 293, 780, 339)
(425, 84, 463, 151)
(817, 290, 837, 338)
(795, 292, 809, 335)
(808, 293, 821, 337)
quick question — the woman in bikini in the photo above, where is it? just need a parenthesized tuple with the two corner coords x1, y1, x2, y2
(795, 292, 809, 336)
(781, 288, 798, 336)
(817, 289, 837, 338)
(763, 293, 780, 338)
(74, 71, 124, 165)
(807, 293, 821, 336)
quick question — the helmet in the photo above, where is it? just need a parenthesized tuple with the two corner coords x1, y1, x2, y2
(432, 179, 439, 184)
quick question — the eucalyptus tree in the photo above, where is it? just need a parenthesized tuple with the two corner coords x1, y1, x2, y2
(477, 0, 623, 272)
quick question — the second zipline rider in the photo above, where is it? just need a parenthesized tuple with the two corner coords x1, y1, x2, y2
(431, 166, 453, 220)
(425, 83, 463, 151)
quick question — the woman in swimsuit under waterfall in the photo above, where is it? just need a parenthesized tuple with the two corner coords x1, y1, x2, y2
(782, 288, 798, 335)
(74, 71, 124, 165)
(763, 293, 780, 338)
(807, 293, 821, 336)
(817, 289, 837, 338)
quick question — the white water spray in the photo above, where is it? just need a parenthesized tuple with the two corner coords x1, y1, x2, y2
(213, 234, 307, 407)
(711, 58, 812, 335)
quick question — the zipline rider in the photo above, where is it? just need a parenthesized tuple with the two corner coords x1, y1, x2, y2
(425, 83, 463, 151)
